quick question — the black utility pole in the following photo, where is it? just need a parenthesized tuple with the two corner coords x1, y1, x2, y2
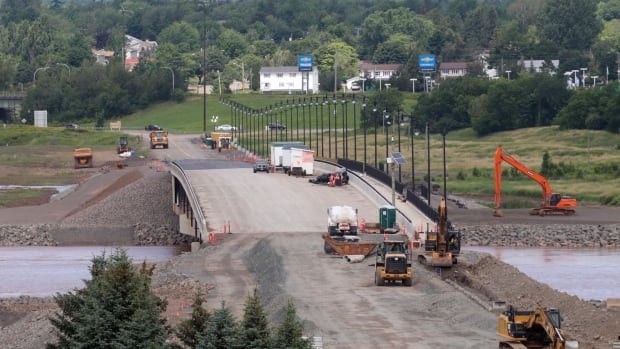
(426, 122, 431, 206)
(442, 129, 447, 199)
(202, 8, 207, 133)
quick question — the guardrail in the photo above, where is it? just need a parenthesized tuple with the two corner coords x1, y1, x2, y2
(168, 161, 207, 239)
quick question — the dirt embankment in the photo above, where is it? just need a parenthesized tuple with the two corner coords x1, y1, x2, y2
(1, 145, 619, 349)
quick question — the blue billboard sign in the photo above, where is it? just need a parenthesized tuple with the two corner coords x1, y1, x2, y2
(297, 54, 313, 72)
(418, 54, 436, 71)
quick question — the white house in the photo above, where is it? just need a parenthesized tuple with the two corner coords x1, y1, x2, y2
(439, 62, 468, 79)
(259, 66, 319, 94)
(359, 61, 401, 83)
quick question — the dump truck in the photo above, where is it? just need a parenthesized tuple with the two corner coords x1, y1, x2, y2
(327, 205, 358, 236)
(210, 132, 231, 151)
(322, 234, 377, 258)
(498, 305, 578, 349)
(73, 148, 93, 169)
(149, 130, 168, 149)
(374, 238, 412, 286)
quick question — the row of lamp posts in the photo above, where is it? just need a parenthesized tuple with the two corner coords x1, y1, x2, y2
(224, 95, 416, 176)
(223, 96, 445, 206)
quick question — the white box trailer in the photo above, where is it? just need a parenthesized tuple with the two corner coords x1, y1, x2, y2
(282, 144, 308, 171)
(270, 141, 304, 167)
(288, 147, 314, 176)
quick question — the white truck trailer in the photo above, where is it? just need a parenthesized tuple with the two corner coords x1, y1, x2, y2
(270, 141, 304, 168)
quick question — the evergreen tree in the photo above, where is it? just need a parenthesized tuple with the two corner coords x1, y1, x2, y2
(175, 291, 211, 348)
(238, 288, 272, 349)
(47, 249, 170, 349)
(197, 302, 239, 349)
(274, 301, 312, 349)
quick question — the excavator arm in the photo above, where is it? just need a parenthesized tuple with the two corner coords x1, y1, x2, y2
(494, 147, 576, 216)
(495, 146, 554, 208)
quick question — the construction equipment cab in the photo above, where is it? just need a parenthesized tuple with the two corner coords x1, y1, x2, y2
(375, 239, 412, 287)
(494, 146, 577, 216)
(498, 305, 578, 349)
(117, 136, 131, 154)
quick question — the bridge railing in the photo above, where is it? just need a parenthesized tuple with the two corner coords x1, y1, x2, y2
(168, 161, 207, 240)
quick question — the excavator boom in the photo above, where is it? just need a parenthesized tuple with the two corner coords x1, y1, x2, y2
(494, 147, 576, 217)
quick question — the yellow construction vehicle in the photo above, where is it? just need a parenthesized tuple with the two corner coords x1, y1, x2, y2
(149, 130, 168, 149)
(117, 136, 131, 154)
(374, 238, 412, 286)
(73, 148, 93, 169)
(498, 305, 578, 349)
(417, 198, 460, 267)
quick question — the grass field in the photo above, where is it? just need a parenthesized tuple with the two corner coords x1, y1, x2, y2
(2, 92, 619, 207)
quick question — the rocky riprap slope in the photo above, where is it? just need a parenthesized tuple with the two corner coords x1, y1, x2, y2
(459, 223, 620, 248)
(0, 171, 196, 247)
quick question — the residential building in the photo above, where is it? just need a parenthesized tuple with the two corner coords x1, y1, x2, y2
(439, 62, 468, 79)
(521, 59, 560, 74)
(359, 61, 401, 84)
(92, 48, 115, 65)
(259, 66, 319, 94)
(123, 35, 158, 71)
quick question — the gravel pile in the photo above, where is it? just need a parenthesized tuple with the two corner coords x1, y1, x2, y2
(0, 171, 196, 247)
(0, 225, 57, 246)
(458, 223, 620, 248)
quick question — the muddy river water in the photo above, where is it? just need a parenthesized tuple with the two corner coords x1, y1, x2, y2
(1, 246, 619, 301)
(464, 246, 620, 301)
(0, 246, 177, 297)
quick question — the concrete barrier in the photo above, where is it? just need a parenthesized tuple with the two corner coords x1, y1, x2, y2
(191, 241, 201, 253)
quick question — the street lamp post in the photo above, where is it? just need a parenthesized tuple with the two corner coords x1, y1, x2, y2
(373, 104, 378, 168)
(572, 70, 579, 87)
(505, 70, 511, 80)
(580, 68, 588, 87)
(33, 66, 49, 84)
(410, 78, 416, 93)
(56, 63, 71, 79)
(384, 109, 390, 170)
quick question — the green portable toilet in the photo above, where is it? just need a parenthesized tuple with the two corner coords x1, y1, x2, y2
(379, 205, 396, 229)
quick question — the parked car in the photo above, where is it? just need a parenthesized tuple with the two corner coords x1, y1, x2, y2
(65, 123, 79, 129)
(215, 124, 237, 131)
(350, 82, 361, 91)
(253, 159, 270, 173)
(145, 124, 163, 131)
(266, 123, 286, 131)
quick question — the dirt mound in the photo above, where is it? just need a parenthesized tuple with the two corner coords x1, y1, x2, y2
(454, 253, 620, 348)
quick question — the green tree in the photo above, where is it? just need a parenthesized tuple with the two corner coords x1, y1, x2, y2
(47, 249, 170, 349)
(158, 21, 200, 53)
(175, 292, 211, 348)
(538, 0, 602, 50)
(359, 7, 436, 58)
(0, 0, 42, 25)
(314, 41, 359, 91)
(273, 301, 312, 349)
(237, 288, 272, 349)
(197, 302, 239, 349)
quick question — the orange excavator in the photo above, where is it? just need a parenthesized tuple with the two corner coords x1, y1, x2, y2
(494, 146, 577, 217)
